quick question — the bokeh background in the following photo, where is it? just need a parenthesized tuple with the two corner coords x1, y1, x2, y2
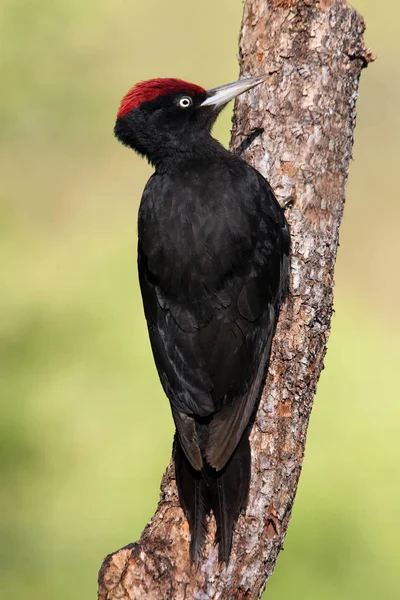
(1, 0, 399, 598)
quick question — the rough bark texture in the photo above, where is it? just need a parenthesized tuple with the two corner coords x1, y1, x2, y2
(98, 1, 373, 598)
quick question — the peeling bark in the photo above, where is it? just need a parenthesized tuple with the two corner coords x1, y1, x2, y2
(98, 1, 373, 598)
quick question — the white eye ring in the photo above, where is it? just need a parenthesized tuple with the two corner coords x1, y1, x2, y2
(178, 96, 193, 109)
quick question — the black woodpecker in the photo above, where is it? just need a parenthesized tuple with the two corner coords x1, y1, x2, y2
(114, 76, 290, 563)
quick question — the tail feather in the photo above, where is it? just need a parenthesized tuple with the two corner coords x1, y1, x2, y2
(174, 432, 251, 563)
(174, 436, 209, 564)
(209, 432, 251, 562)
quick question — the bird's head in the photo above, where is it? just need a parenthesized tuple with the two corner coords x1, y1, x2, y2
(114, 75, 267, 166)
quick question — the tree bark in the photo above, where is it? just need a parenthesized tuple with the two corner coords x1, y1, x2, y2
(98, 1, 373, 598)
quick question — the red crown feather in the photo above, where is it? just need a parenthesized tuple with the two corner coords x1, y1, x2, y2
(117, 78, 206, 118)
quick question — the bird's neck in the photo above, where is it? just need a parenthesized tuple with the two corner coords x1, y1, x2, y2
(150, 136, 230, 173)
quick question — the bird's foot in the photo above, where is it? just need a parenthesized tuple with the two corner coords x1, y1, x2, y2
(280, 195, 295, 210)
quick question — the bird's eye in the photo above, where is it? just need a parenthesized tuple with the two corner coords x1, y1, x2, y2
(178, 96, 193, 109)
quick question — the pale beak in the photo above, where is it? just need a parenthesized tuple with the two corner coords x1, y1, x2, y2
(200, 74, 268, 109)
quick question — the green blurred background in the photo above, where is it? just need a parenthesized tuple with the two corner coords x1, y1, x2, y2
(1, 0, 398, 598)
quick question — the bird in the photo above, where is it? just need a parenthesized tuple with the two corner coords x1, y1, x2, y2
(114, 75, 290, 564)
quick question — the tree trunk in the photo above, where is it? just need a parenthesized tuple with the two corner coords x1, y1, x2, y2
(98, 1, 373, 598)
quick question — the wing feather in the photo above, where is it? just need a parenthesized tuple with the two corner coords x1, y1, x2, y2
(137, 160, 290, 472)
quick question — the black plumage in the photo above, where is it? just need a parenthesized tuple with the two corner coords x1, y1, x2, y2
(114, 76, 290, 563)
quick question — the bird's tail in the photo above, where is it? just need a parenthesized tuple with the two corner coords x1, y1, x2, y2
(174, 432, 250, 564)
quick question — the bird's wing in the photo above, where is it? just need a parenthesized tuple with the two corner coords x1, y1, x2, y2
(205, 171, 290, 469)
(138, 164, 289, 471)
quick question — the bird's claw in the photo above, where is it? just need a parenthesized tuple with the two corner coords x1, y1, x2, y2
(280, 195, 295, 210)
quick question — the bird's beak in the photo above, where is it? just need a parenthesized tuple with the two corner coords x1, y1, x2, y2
(200, 74, 268, 109)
